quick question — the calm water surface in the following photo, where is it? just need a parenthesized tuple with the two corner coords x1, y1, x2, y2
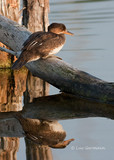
(49, 1, 114, 160)
(0, 0, 114, 160)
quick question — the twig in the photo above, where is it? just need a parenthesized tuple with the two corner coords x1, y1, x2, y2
(0, 46, 20, 57)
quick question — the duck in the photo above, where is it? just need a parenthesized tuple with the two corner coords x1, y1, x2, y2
(12, 23, 73, 70)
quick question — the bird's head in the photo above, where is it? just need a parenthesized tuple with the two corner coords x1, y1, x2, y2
(48, 23, 74, 36)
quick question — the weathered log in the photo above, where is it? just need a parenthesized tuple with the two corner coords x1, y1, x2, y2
(0, 15, 114, 103)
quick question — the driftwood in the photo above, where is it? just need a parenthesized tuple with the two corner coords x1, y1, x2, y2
(0, 15, 114, 103)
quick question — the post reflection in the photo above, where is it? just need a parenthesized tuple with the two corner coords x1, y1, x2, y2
(0, 137, 19, 160)
(25, 139, 53, 160)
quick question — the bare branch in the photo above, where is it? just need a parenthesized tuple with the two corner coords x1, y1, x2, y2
(0, 46, 18, 56)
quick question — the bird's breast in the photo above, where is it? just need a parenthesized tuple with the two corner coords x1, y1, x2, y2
(49, 44, 64, 55)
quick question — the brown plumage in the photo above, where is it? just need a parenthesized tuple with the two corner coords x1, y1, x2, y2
(12, 23, 73, 70)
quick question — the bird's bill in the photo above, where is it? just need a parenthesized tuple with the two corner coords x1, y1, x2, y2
(64, 30, 74, 36)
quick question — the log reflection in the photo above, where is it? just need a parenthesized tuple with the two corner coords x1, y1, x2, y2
(0, 93, 114, 137)
(22, 93, 114, 120)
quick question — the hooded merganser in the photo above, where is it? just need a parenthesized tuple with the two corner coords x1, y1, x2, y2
(12, 23, 73, 70)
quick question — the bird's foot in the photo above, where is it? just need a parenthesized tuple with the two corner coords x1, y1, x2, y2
(44, 55, 62, 60)
(54, 55, 62, 60)
(41, 55, 62, 60)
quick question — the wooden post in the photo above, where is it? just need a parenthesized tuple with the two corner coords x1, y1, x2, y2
(0, 0, 27, 113)
(22, 0, 49, 31)
(0, 69, 27, 112)
(0, 2, 26, 159)
(0, 0, 22, 68)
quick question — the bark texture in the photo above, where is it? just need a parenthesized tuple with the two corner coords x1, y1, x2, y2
(23, 0, 49, 31)
(0, 0, 22, 68)
(0, 15, 114, 103)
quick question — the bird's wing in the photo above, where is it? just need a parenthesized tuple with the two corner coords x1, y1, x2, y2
(22, 31, 43, 49)
(22, 32, 59, 51)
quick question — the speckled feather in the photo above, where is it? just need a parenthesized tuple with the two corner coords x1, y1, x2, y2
(12, 32, 65, 69)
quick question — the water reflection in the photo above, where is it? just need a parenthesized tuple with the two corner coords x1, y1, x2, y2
(25, 140, 53, 160)
(15, 114, 74, 148)
(0, 137, 19, 160)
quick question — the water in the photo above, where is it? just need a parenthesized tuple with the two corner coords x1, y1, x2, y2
(0, 0, 114, 160)
(49, 1, 114, 159)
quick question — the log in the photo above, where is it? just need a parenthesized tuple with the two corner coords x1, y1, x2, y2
(0, 15, 114, 103)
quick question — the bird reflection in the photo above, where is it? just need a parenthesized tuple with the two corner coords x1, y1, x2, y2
(15, 113, 74, 149)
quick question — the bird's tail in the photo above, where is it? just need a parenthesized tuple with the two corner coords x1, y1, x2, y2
(12, 57, 27, 70)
